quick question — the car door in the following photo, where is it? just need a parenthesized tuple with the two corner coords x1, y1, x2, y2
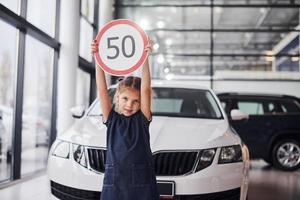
(221, 96, 278, 159)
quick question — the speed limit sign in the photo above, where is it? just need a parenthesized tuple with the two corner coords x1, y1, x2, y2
(94, 19, 149, 76)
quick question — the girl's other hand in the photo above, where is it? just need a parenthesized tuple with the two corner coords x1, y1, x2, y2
(145, 37, 154, 55)
(91, 39, 99, 55)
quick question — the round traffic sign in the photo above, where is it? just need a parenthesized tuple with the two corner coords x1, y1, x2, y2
(94, 19, 149, 76)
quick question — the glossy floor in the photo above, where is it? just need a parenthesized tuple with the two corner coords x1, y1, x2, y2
(0, 160, 299, 200)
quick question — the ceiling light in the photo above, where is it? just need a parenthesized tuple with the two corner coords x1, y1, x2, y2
(165, 39, 172, 45)
(165, 73, 174, 80)
(291, 56, 299, 62)
(260, 8, 266, 14)
(156, 21, 165, 29)
(265, 51, 274, 62)
(153, 43, 159, 50)
(157, 54, 165, 64)
(164, 68, 170, 73)
(180, 68, 186, 73)
(193, 8, 200, 13)
(244, 33, 251, 39)
(214, 7, 223, 14)
(139, 19, 150, 30)
(266, 50, 273, 55)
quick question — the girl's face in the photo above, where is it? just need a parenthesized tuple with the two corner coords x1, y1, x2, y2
(117, 88, 140, 116)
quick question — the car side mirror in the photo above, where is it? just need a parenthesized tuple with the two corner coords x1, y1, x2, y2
(70, 106, 85, 118)
(230, 109, 249, 121)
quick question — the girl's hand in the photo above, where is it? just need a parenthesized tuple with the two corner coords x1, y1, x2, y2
(145, 37, 154, 56)
(91, 39, 99, 55)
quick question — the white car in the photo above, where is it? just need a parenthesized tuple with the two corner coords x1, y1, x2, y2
(47, 81, 250, 200)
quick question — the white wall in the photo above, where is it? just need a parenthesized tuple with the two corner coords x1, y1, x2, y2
(164, 71, 300, 97)
(213, 80, 300, 97)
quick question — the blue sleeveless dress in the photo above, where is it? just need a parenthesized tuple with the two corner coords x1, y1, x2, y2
(100, 109, 160, 200)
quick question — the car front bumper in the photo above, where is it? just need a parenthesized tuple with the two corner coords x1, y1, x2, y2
(50, 180, 241, 200)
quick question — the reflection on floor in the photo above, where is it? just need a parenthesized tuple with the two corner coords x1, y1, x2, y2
(248, 160, 300, 200)
(0, 160, 299, 200)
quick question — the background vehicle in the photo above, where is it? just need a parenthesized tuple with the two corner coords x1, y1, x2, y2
(48, 81, 250, 200)
(218, 92, 300, 171)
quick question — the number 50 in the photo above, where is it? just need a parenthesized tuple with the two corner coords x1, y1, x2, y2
(107, 35, 135, 59)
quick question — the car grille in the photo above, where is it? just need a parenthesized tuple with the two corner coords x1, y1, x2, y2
(87, 148, 106, 173)
(87, 148, 199, 176)
(153, 151, 198, 175)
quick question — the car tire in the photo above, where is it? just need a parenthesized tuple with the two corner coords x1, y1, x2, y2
(271, 139, 300, 171)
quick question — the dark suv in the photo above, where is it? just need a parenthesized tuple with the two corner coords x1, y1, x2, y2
(217, 93, 300, 171)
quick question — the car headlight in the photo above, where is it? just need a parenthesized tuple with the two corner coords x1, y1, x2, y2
(195, 148, 216, 171)
(218, 145, 242, 164)
(51, 140, 70, 159)
(73, 144, 87, 168)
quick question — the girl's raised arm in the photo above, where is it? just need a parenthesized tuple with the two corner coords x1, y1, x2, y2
(92, 40, 111, 122)
(140, 42, 152, 120)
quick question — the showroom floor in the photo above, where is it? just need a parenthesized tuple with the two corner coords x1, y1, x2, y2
(0, 160, 299, 200)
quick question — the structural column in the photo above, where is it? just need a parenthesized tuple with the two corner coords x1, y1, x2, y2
(57, 0, 80, 133)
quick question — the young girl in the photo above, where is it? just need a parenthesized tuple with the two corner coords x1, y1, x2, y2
(91, 39, 160, 200)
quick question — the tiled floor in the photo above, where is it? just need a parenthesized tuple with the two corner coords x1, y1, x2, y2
(0, 160, 299, 200)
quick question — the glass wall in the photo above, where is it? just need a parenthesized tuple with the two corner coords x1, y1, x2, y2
(79, 0, 95, 62)
(79, 0, 98, 106)
(117, 0, 300, 81)
(0, 0, 59, 182)
(0, 0, 20, 14)
(0, 20, 17, 182)
(76, 68, 91, 108)
(0, 0, 99, 184)
(27, 0, 57, 37)
(21, 35, 54, 176)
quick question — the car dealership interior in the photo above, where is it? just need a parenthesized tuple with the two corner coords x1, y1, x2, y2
(0, 0, 300, 200)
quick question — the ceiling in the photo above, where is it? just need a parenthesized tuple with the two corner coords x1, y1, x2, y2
(116, 0, 300, 78)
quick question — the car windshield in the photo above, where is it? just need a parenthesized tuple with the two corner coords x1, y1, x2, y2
(88, 87, 223, 119)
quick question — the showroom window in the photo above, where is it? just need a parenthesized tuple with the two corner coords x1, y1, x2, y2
(76, 68, 91, 108)
(79, 0, 94, 62)
(21, 35, 54, 176)
(79, 0, 99, 105)
(0, 0, 19, 14)
(0, 0, 60, 182)
(0, 20, 17, 183)
(26, 0, 56, 37)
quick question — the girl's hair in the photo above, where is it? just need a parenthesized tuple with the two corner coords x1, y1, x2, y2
(113, 76, 141, 111)
(117, 76, 141, 92)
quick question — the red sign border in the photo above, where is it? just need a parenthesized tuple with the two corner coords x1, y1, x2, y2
(94, 19, 148, 76)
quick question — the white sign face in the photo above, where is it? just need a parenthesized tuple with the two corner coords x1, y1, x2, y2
(94, 19, 148, 76)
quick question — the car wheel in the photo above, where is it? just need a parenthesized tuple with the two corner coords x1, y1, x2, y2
(271, 139, 300, 171)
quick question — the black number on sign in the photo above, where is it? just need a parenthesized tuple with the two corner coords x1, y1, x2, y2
(107, 37, 120, 59)
(122, 35, 135, 58)
(107, 35, 135, 59)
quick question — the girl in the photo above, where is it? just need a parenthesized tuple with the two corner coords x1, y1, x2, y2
(91, 39, 160, 200)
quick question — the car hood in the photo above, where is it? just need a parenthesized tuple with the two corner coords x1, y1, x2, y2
(58, 116, 241, 151)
